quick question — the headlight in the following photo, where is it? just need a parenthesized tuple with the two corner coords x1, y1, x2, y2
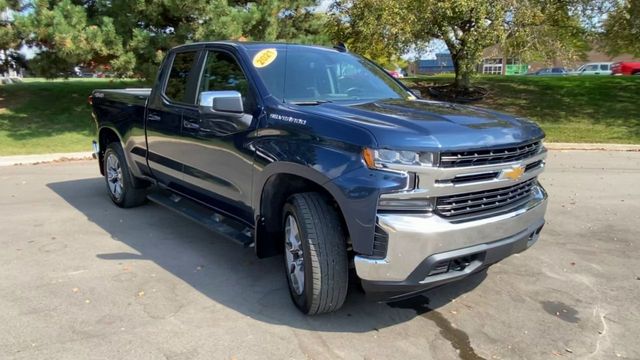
(363, 148, 437, 169)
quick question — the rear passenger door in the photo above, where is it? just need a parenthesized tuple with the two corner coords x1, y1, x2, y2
(146, 49, 201, 187)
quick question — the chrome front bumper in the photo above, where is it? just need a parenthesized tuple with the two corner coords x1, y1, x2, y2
(355, 184, 547, 297)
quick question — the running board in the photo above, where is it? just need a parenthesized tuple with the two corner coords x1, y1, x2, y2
(147, 190, 254, 247)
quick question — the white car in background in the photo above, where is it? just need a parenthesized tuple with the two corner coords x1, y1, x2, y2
(572, 62, 613, 75)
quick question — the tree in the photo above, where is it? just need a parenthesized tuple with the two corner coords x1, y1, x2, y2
(331, 0, 593, 91)
(17, 0, 125, 78)
(330, 0, 414, 68)
(0, 0, 26, 76)
(20, 0, 330, 79)
(602, 0, 640, 57)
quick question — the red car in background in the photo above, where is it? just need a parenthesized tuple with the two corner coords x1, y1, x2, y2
(611, 62, 640, 75)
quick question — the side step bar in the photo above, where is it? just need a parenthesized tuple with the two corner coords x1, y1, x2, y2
(147, 190, 254, 247)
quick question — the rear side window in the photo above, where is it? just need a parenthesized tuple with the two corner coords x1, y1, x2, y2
(165, 51, 197, 103)
(600, 64, 610, 70)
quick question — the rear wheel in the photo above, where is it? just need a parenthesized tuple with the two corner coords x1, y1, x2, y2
(283, 192, 348, 315)
(103, 143, 147, 208)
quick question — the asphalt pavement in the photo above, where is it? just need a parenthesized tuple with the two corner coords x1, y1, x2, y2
(0, 150, 639, 360)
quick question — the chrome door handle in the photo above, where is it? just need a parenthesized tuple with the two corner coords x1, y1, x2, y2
(147, 113, 161, 121)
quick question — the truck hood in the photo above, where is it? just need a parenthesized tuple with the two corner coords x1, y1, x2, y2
(302, 99, 544, 151)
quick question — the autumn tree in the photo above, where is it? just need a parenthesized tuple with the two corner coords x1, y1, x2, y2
(331, 0, 593, 91)
(602, 0, 640, 57)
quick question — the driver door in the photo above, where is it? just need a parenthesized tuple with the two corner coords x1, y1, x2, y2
(177, 48, 258, 224)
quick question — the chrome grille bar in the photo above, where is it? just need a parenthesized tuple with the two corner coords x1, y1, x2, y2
(436, 179, 536, 219)
(440, 141, 542, 168)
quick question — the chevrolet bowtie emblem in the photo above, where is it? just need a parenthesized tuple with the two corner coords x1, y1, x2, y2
(502, 165, 525, 181)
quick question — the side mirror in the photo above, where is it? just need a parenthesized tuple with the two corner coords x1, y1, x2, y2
(199, 91, 243, 114)
(410, 89, 422, 98)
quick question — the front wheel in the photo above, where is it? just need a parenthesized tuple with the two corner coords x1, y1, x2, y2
(103, 143, 147, 208)
(283, 193, 349, 315)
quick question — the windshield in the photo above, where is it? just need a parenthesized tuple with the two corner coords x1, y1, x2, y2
(248, 46, 411, 103)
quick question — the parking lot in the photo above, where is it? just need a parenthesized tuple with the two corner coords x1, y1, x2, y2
(1, 150, 639, 360)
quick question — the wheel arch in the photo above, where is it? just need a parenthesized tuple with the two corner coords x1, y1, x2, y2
(254, 163, 350, 258)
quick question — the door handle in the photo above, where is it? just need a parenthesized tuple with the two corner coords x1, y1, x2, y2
(147, 113, 161, 121)
(183, 120, 200, 130)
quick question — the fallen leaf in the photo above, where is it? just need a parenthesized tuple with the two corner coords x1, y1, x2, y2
(137, 291, 145, 297)
(72, 288, 79, 293)
(85, 299, 91, 304)
(565, 348, 573, 353)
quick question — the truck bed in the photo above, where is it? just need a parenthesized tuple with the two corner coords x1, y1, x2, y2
(93, 88, 151, 106)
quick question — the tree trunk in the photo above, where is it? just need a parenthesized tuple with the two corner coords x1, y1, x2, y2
(454, 69, 470, 91)
(452, 54, 471, 91)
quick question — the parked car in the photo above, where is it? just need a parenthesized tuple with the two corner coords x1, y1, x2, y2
(529, 67, 569, 76)
(611, 62, 640, 76)
(572, 62, 613, 75)
(90, 42, 548, 315)
(386, 69, 404, 78)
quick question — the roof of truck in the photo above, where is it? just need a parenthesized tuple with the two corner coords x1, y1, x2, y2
(171, 41, 341, 52)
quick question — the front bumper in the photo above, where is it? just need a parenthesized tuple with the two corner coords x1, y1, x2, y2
(355, 184, 547, 301)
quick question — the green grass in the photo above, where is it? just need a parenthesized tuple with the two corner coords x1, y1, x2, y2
(0, 76, 638, 156)
(0, 78, 147, 155)
(403, 75, 640, 144)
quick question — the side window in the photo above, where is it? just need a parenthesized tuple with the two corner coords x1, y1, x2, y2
(600, 64, 609, 70)
(199, 50, 252, 110)
(585, 64, 598, 71)
(165, 51, 197, 103)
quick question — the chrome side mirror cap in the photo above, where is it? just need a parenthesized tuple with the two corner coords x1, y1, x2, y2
(199, 91, 243, 114)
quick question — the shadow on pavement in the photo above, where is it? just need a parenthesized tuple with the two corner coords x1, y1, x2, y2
(48, 177, 488, 332)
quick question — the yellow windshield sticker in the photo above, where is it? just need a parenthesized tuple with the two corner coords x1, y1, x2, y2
(253, 48, 278, 68)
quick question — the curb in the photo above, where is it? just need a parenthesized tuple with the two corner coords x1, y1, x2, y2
(0, 152, 94, 167)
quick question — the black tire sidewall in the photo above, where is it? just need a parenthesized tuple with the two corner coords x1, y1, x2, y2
(282, 203, 315, 313)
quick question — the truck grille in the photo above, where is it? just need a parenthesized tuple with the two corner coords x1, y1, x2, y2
(436, 179, 536, 219)
(439, 141, 542, 168)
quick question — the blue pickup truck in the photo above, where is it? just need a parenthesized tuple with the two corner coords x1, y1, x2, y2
(90, 42, 548, 315)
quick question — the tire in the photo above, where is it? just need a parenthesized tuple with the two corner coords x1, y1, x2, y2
(103, 142, 147, 208)
(283, 192, 349, 315)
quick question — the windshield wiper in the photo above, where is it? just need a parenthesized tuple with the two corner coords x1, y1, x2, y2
(287, 100, 332, 106)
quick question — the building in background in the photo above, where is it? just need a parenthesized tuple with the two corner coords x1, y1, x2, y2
(479, 44, 530, 75)
(409, 53, 455, 75)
